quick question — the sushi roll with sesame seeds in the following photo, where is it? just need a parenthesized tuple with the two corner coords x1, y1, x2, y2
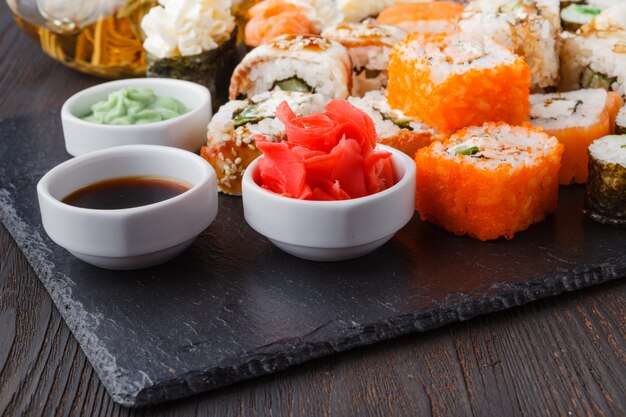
(585, 135, 626, 227)
(348, 90, 443, 157)
(322, 22, 407, 97)
(459, 0, 561, 92)
(414, 122, 564, 241)
(201, 91, 328, 195)
(559, 4, 626, 97)
(229, 34, 352, 101)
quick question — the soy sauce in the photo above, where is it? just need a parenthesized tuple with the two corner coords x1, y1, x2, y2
(62, 176, 191, 210)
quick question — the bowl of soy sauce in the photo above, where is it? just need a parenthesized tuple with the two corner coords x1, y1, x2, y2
(37, 145, 218, 270)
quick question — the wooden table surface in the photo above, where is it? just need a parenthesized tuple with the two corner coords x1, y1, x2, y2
(1, 4, 625, 416)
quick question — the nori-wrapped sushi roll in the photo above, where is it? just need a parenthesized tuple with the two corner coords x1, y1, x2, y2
(145, 31, 238, 113)
(584, 135, 626, 227)
(141, 0, 239, 113)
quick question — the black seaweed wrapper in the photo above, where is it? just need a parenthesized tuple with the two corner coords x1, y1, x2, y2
(146, 29, 239, 113)
(584, 153, 626, 227)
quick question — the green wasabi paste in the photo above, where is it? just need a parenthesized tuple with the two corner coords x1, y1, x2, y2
(82, 87, 188, 125)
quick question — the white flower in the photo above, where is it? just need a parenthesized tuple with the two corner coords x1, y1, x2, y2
(141, 0, 235, 58)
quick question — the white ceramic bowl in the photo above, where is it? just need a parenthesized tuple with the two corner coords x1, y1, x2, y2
(61, 78, 212, 156)
(241, 145, 416, 261)
(37, 145, 218, 270)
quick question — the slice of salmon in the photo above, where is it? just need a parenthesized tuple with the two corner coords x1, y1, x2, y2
(377, 2, 464, 32)
(245, 0, 315, 47)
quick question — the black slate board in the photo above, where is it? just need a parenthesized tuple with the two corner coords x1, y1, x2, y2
(1, 112, 625, 408)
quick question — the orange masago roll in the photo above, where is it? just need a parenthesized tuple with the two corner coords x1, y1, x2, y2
(387, 32, 531, 135)
(415, 123, 563, 241)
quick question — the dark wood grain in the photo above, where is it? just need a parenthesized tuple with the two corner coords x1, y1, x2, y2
(1, 3, 625, 416)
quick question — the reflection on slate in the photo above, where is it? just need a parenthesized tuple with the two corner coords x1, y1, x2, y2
(1, 113, 625, 408)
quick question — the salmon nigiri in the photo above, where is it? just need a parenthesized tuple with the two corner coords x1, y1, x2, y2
(376, 1, 464, 34)
(529, 89, 624, 184)
(245, 0, 315, 47)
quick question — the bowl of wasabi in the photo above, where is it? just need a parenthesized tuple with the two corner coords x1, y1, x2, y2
(61, 78, 212, 156)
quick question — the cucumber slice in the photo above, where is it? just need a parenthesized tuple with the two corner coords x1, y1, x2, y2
(273, 77, 313, 93)
(580, 66, 615, 90)
(394, 119, 413, 129)
(232, 105, 264, 127)
(455, 146, 480, 156)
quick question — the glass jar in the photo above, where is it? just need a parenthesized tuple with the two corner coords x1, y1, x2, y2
(6, 0, 157, 78)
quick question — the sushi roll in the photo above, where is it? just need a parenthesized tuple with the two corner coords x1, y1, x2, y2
(617, 104, 626, 134)
(559, 4, 626, 97)
(244, 0, 343, 47)
(376, 1, 465, 34)
(141, 0, 239, 113)
(387, 32, 531, 135)
(200, 90, 328, 195)
(528, 88, 624, 184)
(560, 4, 602, 32)
(229, 34, 352, 100)
(348, 90, 442, 158)
(459, 0, 561, 92)
(321, 22, 407, 96)
(414, 123, 564, 241)
(585, 135, 626, 227)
